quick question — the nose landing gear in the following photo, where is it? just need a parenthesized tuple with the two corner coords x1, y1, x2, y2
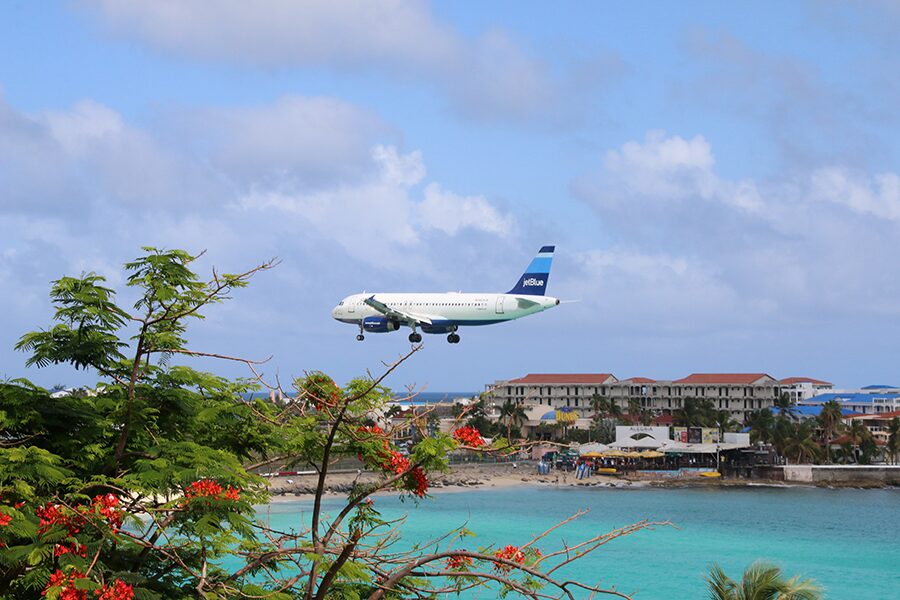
(356, 334, 365, 341)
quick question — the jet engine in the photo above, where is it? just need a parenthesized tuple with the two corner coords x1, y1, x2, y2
(362, 316, 400, 333)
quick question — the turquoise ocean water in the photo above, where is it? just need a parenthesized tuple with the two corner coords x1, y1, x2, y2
(257, 486, 899, 599)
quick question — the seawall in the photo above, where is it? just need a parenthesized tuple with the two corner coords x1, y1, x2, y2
(780, 465, 900, 486)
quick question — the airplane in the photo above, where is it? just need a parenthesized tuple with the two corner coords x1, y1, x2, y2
(331, 246, 559, 344)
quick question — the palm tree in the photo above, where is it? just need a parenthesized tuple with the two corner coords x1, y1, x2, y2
(589, 394, 608, 421)
(674, 397, 717, 427)
(588, 395, 621, 442)
(498, 399, 527, 441)
(627, 398, 641, 424)
(887, 417, 900, 465)
(846, 419, 874, 464)
(706, 561, 822, 600)
(781, 422, 821, 464)
(816, 400, 844, 463)
(745, 409, 774, 444)
(773, 391, 796, 418)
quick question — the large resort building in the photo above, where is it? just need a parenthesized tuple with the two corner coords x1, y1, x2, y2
(488, 373, 833, 427)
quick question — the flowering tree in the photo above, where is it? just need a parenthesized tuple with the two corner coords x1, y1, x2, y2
(0, 248, 660, 599)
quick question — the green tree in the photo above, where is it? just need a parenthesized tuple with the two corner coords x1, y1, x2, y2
(887, 417, 900, 465)
(674, 397, 717, 427)
(846, 420, 877, 464)
(773, 392, 796, 418)
(3, 248, 279, 598)
(705, 561, 822, 600)
(462, 394, 500, 438)
(816, 400, 844, 463)
(589, 394, 620, 442)
(745, 409, 775, 444)
(498, 399, 527, 441)
(779, 421, 821, 464)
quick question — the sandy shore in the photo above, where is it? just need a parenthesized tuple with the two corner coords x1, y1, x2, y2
(263, 462, 797, 501)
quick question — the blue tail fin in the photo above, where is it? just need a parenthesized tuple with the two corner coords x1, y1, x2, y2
(507, 245, 554, 295)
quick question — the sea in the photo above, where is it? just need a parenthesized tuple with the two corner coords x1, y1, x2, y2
(257, 485, 899, 599)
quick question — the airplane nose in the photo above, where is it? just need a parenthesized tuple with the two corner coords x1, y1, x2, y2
(331, 306, 340, 319)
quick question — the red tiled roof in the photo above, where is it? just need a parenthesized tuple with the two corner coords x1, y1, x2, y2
(507, 373, 617, 385)
(779, 377, 832, 385)
(673, 373, 774, 385)
(845, 410, 900, 420)
(624, 377, 656, 383)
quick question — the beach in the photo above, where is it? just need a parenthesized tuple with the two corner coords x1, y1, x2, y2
(263, 462, 828, 500)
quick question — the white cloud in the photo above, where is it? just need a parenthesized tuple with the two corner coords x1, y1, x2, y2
(809, 167, 900, 221)
(238, 145, 515, 267)
(574, 130, 900, 327)
(82, 0, 459, 70)
(77, 0, 580, 123)
(182, 96, 387, 189)
(415, 183, 514, 237)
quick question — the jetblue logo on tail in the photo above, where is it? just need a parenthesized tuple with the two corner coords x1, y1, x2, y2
(508, 245, 554, 296)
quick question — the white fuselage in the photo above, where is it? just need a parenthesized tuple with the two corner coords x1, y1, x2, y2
(332, 292, 559, 331)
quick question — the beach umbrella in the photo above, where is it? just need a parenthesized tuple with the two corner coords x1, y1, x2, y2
(639, 450, 664, 458)
(601, 450, 627, 458)
(578, 442, 610, 454)
(581, 451, 605, 458)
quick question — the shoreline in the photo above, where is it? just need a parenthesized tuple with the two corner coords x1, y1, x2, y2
(263, 463, 895, 502)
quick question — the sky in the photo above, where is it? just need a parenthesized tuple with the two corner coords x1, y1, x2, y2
(2, 1, 900, 392)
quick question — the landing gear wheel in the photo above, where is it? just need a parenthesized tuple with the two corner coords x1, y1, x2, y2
(447, 333, 460, 344)
(356, 334, 365, 341)
(409, 332, 422, 343)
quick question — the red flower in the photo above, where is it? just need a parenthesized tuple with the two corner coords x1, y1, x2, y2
(445, 553, 473, 570)
(54, 542, 87, 558)
(358, 425, 384, 435)
(492, 545, 526, 572)
(37, 503, 84, 537)
(42, 569, 87, 600)
(95, 579, 134, 600)
(384, 451, 410, 474)
(183, 480, 241, 505)
(453, 426, 486, 448)
(92, 494, 124, 532)
(409, 467, 428, 498)
(0, 513, 11, 527)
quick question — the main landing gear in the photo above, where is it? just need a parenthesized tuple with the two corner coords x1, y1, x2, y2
(408, 332, 423, 343)
(356, 334, 365, 341)
(447, 333, 460, 344)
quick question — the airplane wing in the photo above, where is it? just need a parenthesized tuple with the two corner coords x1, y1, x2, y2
(364, 295, 435, 325)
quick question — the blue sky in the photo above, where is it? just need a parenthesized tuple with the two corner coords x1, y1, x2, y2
(2, 1, 900, 392)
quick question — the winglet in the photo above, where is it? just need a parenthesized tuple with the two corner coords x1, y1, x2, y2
(507, 245, 554, 295)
